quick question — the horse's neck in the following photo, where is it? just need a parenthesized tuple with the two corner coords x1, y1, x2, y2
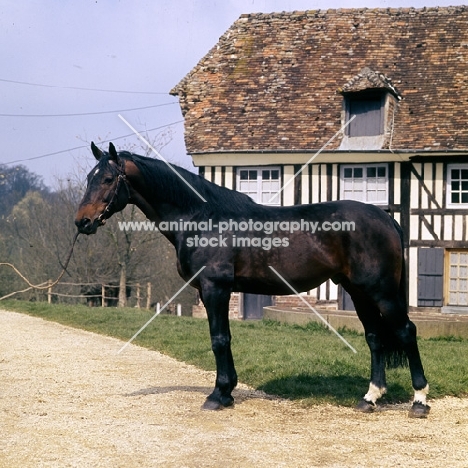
(128, 189, 159, 221)
(126, 195, 180, 247)
(129, 186, 186, 221)
(126, 175, 198, 247)
(126, 159, 202, 220)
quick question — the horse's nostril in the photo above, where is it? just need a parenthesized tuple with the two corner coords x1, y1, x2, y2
(75, 217, 91, 229)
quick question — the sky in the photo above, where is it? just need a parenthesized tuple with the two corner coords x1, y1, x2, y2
(0, 0, 463, 188)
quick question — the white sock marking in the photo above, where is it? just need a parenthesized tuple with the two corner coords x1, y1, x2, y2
(364, 383, 387, 404)
(413, 384, 429, 405)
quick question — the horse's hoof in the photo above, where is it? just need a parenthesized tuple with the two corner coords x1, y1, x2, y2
(409, 402, 430, 419)
(202, 399, 223, 411)
(355, 399, 376, 413)
(201, 395, 234, 411)
(220, 395, 234, 408)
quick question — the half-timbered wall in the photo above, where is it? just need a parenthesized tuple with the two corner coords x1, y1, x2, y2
(408, 161, 468, 246)
(405, 159, 468, 309)
(199, 157, 468, 311)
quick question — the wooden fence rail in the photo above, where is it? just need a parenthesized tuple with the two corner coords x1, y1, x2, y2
(2, 278, 183, 315)
(45, 281, 153, 309)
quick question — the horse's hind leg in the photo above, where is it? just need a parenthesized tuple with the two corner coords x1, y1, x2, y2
(394, 319, 430, 418)
(350, 293, 388, 412)
(376, 297, 430, 418)
(356, 330, 388, 412)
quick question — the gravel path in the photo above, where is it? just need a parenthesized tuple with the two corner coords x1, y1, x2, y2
(1, 309, 467, 467)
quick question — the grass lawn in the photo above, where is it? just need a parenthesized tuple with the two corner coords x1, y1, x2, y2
(2, 300, 467, 406)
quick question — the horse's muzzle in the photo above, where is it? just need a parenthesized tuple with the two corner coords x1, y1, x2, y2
(75, 217, 102, 235)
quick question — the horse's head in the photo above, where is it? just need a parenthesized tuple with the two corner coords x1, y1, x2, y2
(75, 142, 130, 235)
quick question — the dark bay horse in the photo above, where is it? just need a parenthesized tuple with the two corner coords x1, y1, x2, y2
(75, 142, 430, 418)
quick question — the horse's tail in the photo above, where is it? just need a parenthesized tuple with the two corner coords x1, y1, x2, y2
(382, 217, 409, 369)
(393, 217, 408, 315)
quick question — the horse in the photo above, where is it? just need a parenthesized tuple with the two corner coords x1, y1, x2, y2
(75, 142, 430, 418)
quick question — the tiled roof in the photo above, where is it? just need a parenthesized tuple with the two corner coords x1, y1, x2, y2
(171, 7, 468, 154)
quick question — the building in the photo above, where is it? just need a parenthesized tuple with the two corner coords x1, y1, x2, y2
(170, 6, 468, 318)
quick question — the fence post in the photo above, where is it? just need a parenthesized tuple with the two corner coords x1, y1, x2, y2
(146, 282, 151, 310)
(136, 283, 141, 309)
(101, 284, 105, 308)
(47, 280, 52, 304)
(177, 304, 182, 317)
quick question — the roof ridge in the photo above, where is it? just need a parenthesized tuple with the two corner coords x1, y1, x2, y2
(239, 5, 468, 18)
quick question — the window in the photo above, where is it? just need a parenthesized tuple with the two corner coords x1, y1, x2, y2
(340, 164, 388, 204)
(447, 164, 468, 207)
(446, 250, 468, 306)
(345, 92, 385, 137)
(237, 167, 280, 205)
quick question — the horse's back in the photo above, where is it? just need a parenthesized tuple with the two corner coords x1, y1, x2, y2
(230, 200, 402, 295)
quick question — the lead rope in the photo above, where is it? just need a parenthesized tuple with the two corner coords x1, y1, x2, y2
(0, 232, 80, 301)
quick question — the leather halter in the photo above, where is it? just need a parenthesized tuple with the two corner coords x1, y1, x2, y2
(97, 160, 131, 223)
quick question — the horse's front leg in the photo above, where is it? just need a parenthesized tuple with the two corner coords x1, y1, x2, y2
(200, 284, 237, 410)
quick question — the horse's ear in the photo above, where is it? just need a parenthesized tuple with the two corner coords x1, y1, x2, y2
(108, 142, 119, 163)
(91, 141, 104, 161)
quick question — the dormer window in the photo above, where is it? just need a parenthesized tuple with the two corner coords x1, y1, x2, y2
(339, 67, 401, 150)
(345, 90, 385, 137)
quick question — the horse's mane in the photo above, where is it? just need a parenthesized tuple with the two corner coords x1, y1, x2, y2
(119, 152, 258, 215)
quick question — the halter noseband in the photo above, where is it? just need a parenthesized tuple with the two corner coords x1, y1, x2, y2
(97, 160, 131, 224)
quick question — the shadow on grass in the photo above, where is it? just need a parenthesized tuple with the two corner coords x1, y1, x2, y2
(258, 374, 413, 406)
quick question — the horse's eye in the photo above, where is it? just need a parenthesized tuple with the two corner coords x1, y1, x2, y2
(104, 177, 114, 184)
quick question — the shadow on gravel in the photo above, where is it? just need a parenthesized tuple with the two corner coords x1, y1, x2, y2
(124, 385, 279, 405)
